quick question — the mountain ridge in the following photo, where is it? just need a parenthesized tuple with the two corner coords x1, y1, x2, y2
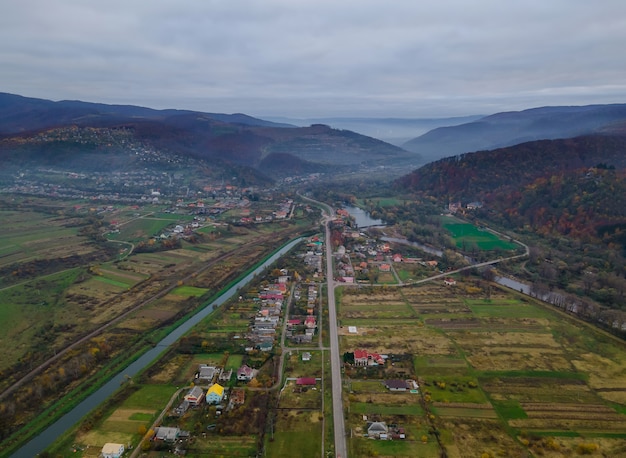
(0, 93, 415, 176)
(402, 103, 626, 162)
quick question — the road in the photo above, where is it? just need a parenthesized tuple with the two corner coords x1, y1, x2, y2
(299, 193, 349, 457)
(321, 204, 348, 458)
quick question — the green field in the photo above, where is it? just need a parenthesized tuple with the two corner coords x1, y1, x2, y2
(441, 217, 518, 251)
(171, 285, 209, 297)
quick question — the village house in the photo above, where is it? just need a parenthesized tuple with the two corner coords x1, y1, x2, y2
(154, 426, 181, 442)
(219, 369, 233, 382)
(302, 352, 312, 361)
(296, 377, 317, 386)
(205, 383, 225, 404)
(101, 443, 125, 458)
(354, 349, 385, 367)
(304, 316, 317, 329)
(237, 364, 255, 381)
(384, 379, 409, 391)
(184, 385, 205, 406)
(287, 318, 301, 328)
(392, 253, 403, 263)
(173, 399, 190, 417)
(367, 421, 389, 439)
(443, 277, 457, 286)
(197, 364, 219, 382)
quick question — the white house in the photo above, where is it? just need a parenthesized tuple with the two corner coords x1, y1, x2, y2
(101, 443, 125, 458)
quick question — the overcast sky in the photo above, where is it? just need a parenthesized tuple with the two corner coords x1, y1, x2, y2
(2, 1, 626, 118)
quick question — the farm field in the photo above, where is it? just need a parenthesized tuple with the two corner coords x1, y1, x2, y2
(337, 280, 626, 457)
(0, 194, 315, 456)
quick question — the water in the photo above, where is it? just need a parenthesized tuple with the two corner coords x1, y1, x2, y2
(380, 236, 443, 257)
(342, 205, 384, 228)
(494, 276, 530, 294)
(12, 238, 302, 458)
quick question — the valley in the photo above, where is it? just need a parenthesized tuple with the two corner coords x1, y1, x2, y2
(1, 96, 626, 458)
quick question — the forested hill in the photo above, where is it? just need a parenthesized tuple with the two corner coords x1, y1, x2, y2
(396, 134, 626, 243)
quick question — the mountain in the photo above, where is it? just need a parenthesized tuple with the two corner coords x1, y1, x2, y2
(265, 115, 483, 146)
(0, 93, 414, 176)
(402, 104, 626, 162)
(396, 133, 626, 242)
(0, 92, 291, 134)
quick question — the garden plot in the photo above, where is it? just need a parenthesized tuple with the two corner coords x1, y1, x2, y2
(439, 418, 527, 458)
(572, 352, 626, 404)
(340, 324, 457, 356)
(337, 279, 626, 456)
(265, 411, 323, 458)
(450, 330, 574, 372)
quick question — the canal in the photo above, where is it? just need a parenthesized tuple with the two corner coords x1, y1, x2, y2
(13, 238, 303, 458)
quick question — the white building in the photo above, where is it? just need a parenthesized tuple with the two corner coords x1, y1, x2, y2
(101, 443, 125, 458)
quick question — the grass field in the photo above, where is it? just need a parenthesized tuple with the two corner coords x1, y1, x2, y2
(265, 411, 323, 458)
(441, 216, 518, 251)
(170, 285, 209, 297)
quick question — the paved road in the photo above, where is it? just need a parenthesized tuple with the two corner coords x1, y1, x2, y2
(322, 206, 348, 458)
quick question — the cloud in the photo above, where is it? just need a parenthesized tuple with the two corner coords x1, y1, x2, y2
(2, 0, 626, 117)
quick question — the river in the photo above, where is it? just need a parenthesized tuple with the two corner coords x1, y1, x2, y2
(342, 205, 384, 228)
(13, 238, 302, 458)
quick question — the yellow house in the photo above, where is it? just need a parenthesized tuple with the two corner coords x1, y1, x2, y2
(206, 383, 225, 404)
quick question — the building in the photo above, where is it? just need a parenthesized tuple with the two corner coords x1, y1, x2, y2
(197, 364, 219, 381)
(219, 369, 233, 382)
(184, 385, 205, 406)
(296, 377, 317, 386)
(154, 426, 180, 441)
(353, 349, 385, 366)
(237, 364, 255, 381)
(230, 389, 246, 406)
(304, 316, 316, 329)
(101, 443, 125, 458)
(384, 379, 408, 391)
(206, 383, 225, 404)
(367, 421, 389, 439)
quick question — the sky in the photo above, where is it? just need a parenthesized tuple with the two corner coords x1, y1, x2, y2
(2, 0, 626, 119)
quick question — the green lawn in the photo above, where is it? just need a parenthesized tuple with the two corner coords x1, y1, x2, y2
(225, 354, 244, 371)
(122, 385, 178, 410)
(441, 218, 518, 251)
